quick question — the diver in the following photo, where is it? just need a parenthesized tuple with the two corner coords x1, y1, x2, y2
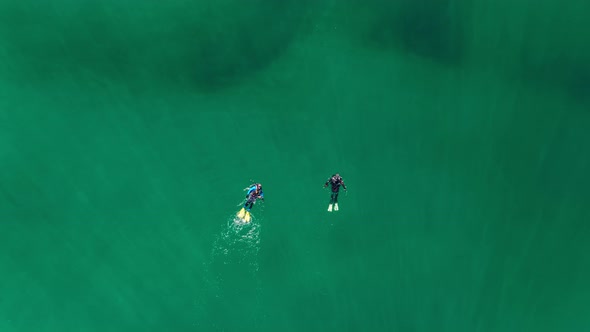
(237, 183, 264, 223)
(244, 183, 264, 211)
(324, 174, 346, 212)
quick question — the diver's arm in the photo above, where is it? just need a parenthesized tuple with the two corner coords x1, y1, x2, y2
(246, 186, 256, 196)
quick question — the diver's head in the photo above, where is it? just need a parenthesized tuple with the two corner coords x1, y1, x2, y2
(256, 183, 262, 190)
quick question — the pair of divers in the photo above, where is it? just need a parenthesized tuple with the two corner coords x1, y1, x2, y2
(236, 174, 347, 223)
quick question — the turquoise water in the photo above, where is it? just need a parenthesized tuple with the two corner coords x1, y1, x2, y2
(1, 1, 589, 331)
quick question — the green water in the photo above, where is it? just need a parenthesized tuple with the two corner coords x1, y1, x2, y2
(1, 1, 589, 331)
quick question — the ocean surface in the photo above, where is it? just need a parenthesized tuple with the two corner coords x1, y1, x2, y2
(1, 1, 589, 331)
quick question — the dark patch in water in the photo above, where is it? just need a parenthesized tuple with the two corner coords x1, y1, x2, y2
(0, 1, 312, 91)
(362, 0, 464, 65)
(188, 0, 312, 91)
(520, 53, 590, 106)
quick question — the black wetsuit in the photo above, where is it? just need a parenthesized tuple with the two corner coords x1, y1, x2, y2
(244, 185, 264, 211)
(325, 175, 346, 204)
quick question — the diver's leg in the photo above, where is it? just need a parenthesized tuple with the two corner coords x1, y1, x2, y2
(330, 191, 339, 210)
(245, 195, 255, 210)
(327, 193, 334, 211)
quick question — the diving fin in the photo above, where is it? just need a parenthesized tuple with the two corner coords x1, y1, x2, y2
(328, 204, 333, 212)
(244, 211, 251, 223)
(237, 208, 246, 219)
(334, 203, 339, 211)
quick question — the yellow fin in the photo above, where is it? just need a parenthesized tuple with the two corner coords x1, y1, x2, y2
(237, 208, 246, 219)
(244, 211, 251, 223)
